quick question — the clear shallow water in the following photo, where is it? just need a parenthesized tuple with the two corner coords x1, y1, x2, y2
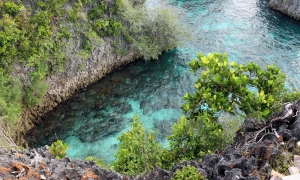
(27, 0, 300, 163)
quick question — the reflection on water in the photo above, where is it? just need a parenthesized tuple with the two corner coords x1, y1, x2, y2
(27, 0, 300, 163)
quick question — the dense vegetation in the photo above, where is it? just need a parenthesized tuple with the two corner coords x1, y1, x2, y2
(48, 52, 299, 177)
(44, 53, 300, 178)
(2, 0, 300, 178)
(0, 0, 188, 142)
(110, 52, 300, 176)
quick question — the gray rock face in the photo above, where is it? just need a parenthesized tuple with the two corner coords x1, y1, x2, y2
(269, 0, 300, 20)
(0, 146, 128, 179)
(24, 39, 139, 127)
(170, 150, 260, 180)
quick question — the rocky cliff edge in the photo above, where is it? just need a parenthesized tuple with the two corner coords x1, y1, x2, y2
(2, 101, 300, 179)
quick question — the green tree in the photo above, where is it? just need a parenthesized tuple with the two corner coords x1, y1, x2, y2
(120, 0, 189, 60)
(184, 52, 300, 119)
(166, 52, 300, 165)
(113, 114, 163, 176)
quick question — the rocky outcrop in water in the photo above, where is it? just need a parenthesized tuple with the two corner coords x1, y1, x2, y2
(2, 101, 300, 179)
(269, 0, 300, 20)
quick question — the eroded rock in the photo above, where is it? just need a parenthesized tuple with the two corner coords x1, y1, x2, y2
(269, 0, 300, 20)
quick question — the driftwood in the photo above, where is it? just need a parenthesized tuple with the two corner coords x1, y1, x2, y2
(227, 100, 300, 179)
(236, 101, 300, 150)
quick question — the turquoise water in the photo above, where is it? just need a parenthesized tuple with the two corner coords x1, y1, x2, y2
(27, 0, 300, 163)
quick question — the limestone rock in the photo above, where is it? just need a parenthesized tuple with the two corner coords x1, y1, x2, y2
(0, 147, 128, 179)
(294, 155, 300, 169)
(269, 0, 300, 20)
(288, 167, 299, 175)
(282, 174, 300, 180)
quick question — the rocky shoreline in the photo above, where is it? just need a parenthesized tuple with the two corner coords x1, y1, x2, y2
(0, 144, 262, 179)
(24, 39, 138, 129)
(18, 38, 140, 146)
(269, 0, 300, 20)
(2, 101, 300, 179)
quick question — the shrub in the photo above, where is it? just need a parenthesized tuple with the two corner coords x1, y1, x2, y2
(113, 114, 163, 176)
(24, 80, 49, 108)
(2, 2, 22, 16)
(167, 114, 225, 164)
(172, 165, 206, 180)
(120, 0, 189, 60)
(270, 144, 300, 175)
(50, 140, 69, 159)
(0, 77, 22, 134)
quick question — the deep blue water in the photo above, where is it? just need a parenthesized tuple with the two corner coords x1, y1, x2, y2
(27, 0, 300, 163)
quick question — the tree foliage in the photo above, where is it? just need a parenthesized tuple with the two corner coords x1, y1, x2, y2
(166, 52, 300, 165)
(119, 0, 189, 59)
(184, 52, 300, 119)
(166, 114, 225, 164)
(113, 114, 163, 175)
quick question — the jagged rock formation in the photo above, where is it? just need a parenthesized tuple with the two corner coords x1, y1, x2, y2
(1, 101, 300, 179)
(269, 0, 300, 20)
(0, 146, 128, 179)
(170, 101, 300, 179)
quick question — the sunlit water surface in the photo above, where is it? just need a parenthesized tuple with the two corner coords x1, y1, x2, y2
(27, 0, 300, 163)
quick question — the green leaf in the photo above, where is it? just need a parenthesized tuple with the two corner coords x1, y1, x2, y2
(214, 74, 220, 83)
(262, 109, 269, 116)
(230, 61, 237, 67)
(235, 78, 242, 86)
(183, 93, 189, 100)
(259, 91, 265, 100)
(268, 80, 273, 85)
(201, 56, 209, 65)
(201, 71, 208, 79)
(189, 59, 197, 67)
(241, 75, 248, 85)
(213, 95, 217, 100)
(267, 95, 274, 103)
